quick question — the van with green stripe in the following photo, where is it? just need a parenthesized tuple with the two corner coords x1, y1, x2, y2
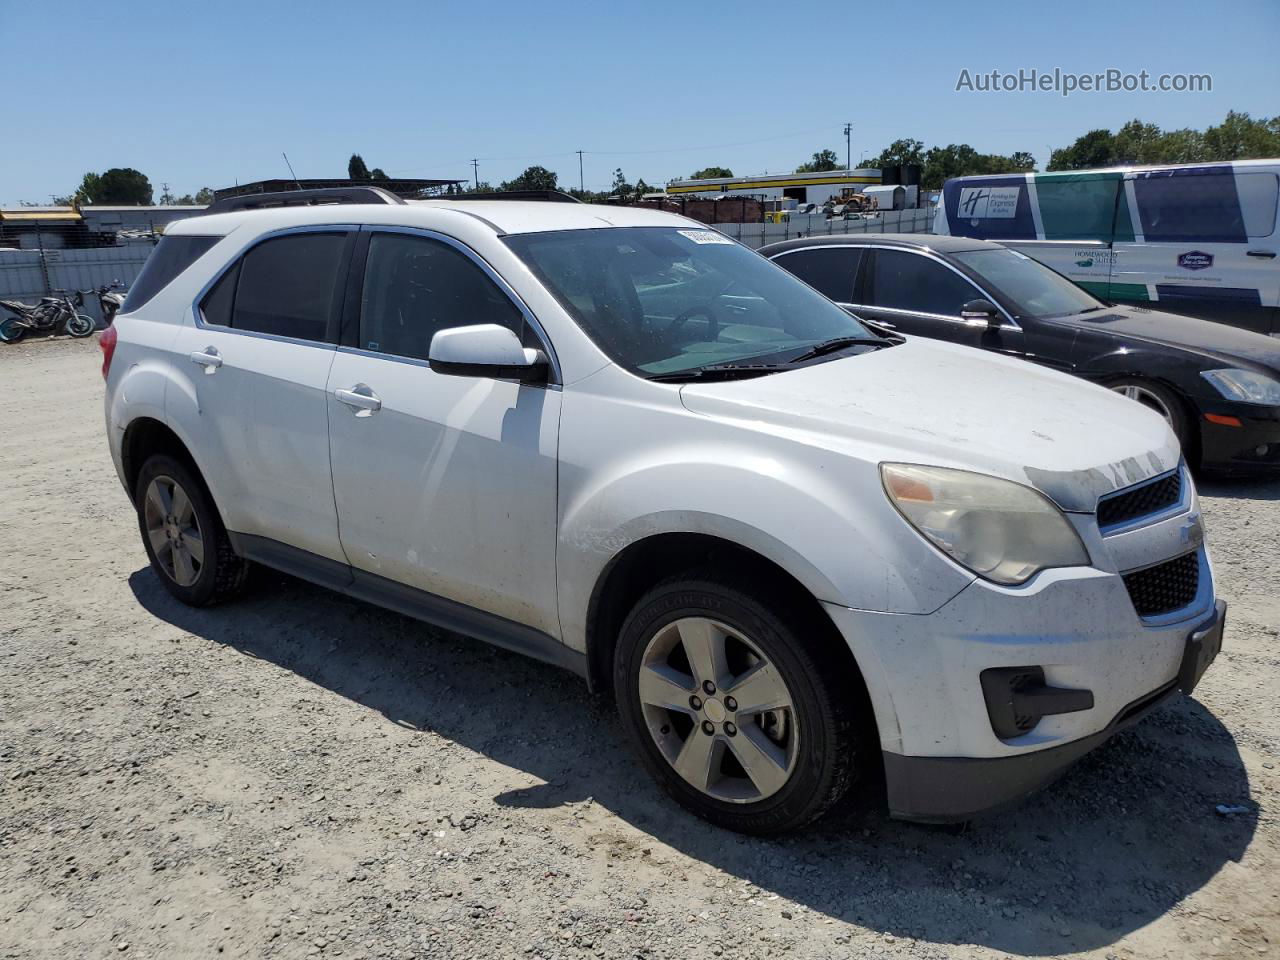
(934, 161, 1280, 336)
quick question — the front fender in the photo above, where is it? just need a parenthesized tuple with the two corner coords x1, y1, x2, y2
(556, 453, 974, 653)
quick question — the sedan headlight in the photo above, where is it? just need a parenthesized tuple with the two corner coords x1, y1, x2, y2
(1201, 368, 1280, 406)
(881, 463, 1089, 585)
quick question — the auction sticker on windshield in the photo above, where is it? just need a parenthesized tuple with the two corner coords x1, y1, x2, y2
(678, 229, 735, 245)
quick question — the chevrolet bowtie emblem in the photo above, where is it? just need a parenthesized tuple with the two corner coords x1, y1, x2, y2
(1180, 513, 1204, 547)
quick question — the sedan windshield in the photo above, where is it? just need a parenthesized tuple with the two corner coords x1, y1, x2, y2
(504, 227, 877, 376)
(952, 247, 1106, 319)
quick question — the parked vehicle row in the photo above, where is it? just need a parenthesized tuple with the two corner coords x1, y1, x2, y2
(934, 159, 1280, 336)
(104, 188, 1223, 833)
(763, 233, 1280, 475)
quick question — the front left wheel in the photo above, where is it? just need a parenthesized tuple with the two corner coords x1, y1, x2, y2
(614, 574, 864, 834)
(135, 454, 248, 606)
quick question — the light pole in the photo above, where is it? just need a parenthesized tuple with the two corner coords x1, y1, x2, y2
(471, 158, 480, 189)
(843, 122, 852, 170)
(576, 150, 584, 193)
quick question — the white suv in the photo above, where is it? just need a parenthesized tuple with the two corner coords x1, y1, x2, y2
(102, 188, 1225, 833)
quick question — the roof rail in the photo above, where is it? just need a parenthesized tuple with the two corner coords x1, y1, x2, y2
(201, 186, 406, 216)
(437, 190, 581, 204)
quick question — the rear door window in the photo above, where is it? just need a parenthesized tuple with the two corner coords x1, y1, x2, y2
(773, 247, 863, 302)
(866, 249, 982, 316)
(231, 233, 349, 341)
(124, 235, 219, 311)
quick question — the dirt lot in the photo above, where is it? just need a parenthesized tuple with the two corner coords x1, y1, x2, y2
(1, 336, 1277, 960)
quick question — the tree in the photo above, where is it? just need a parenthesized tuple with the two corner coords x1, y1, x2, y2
(67, 168, 152, 205)
(173, 187, 215, 205)
(795, 149, 841, 173)
(348, 154, 371, 179)
(611, 167, 633, 197)
(464, 181, 495, 194)
(1203, 110, 1280, 161)
(1008, 152, 1037, 172)
(1047, 112, 1280, 170)
(369, 167, 388, 180)
(690, 166, 733, 180)
(868, 138, 925, 170)
(499, 165, 559, 192)
(1048, 129, 1118, 171)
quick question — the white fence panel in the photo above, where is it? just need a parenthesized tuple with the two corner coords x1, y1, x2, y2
(716, 207, 935, 249)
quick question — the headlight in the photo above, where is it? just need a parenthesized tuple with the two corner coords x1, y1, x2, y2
(881, 463, 1089, 585)
(1201, 368, 1280, 405)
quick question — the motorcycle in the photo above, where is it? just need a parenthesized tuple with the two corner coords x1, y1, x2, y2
(0, 289, 97, 343)
(95, 281, 127, 326)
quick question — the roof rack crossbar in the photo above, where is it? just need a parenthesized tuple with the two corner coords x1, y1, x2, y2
(202, 186, 406, 216)
(431, 190, 581, 204)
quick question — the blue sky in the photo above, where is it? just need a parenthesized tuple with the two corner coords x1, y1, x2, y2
(1, 0, 1277, 204)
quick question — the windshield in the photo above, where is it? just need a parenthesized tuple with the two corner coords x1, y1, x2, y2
(504, 227, 876, 376)
(952, 247, 1106, 319)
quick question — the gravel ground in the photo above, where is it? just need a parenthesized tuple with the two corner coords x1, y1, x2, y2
(1, 336, 1277, 960)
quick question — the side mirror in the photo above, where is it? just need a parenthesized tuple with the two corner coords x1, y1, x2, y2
(428, 323, 549, 384)
(960, 299, 1002, 329)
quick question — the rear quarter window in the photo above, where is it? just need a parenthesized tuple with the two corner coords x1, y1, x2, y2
(123, 235, 220, 312)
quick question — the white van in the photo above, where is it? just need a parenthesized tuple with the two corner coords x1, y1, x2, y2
(934, 160, 1280, 336)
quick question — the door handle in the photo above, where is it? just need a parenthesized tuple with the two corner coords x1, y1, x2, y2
(1246, 249, 1277, 259)
(335, 384, 382, 416)
(189, 347, 222, 373)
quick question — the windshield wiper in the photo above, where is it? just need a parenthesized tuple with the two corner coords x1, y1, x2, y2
(785, 336, 894, 363)
(646, 363, 789, 383)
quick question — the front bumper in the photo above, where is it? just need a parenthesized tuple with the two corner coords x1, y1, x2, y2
(1198, 402, 1280, 473)
(823, 554, 1222, 821)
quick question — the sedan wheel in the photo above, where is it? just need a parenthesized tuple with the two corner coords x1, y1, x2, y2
(638, 616, 799, 803)
(1111, 382, 1174, 427)
(143, 475, 205, 587)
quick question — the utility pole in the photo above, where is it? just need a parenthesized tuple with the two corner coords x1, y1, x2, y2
(843, 122, 852, 171)
(471, 158, 480, 189)
(576, 150, 584, 193)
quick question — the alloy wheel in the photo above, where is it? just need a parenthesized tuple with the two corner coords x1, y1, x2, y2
(1112, 383, 1173, 427)
(637, 616, 799, 803)
(143, 475, 205, 587)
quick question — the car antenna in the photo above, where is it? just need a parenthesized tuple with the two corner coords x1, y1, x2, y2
(282, 152, 302, 191)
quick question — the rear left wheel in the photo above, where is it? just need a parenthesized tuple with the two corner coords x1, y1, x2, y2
(614, 574, 863, 834)
(135, 454, 248, 606)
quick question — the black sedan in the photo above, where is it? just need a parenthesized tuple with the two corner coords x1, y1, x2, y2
(762, 233, 1280, 474)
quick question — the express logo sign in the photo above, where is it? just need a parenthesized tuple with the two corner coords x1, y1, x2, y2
(1177, 251, 1214, 271)
(958, 186, 1020, 219)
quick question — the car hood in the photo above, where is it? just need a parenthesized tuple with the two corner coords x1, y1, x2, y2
(1055, 304, 1280, 369)
(678, 338, 1180, 512)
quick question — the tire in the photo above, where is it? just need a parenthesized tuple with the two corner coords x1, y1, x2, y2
(135, 454, 249, 606)
(1109, 379, 1191, 452)
(614, 573, 862, 834)
(0, 317, 26, 343)
(66, 313, 96, 338)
